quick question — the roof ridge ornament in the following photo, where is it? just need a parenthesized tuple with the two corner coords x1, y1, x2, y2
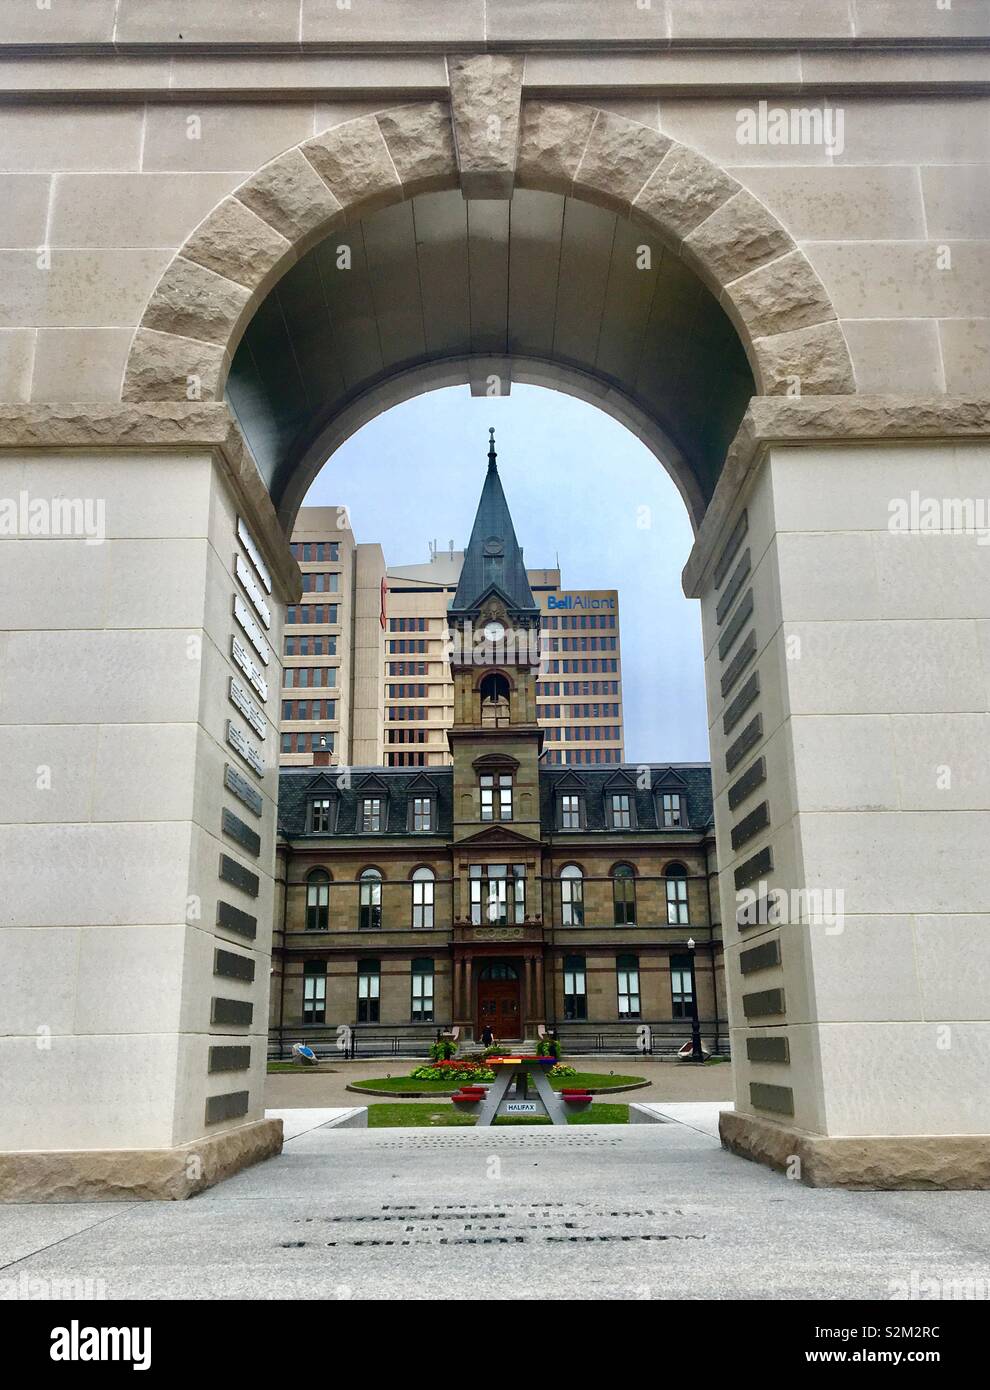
(488, 426, 497, 472)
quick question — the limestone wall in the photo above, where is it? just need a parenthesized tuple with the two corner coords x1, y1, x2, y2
(0, 9, 986, 406)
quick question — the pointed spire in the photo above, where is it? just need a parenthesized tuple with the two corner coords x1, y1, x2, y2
(449, 430, 538, 616)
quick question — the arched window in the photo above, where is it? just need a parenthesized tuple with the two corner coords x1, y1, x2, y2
(665, 863, 689, 926)
(617, 953, 640, 1018)
(305, 869, 330, 932)
(479, 961, 519, 981)
(357, 957, 380, 1023)
(612, 863, 636, 925)
(560, 864, 584, 926)
(411, 867, 435, 929)
(478, 672, 511, 711)
(359, 868, 382, 930)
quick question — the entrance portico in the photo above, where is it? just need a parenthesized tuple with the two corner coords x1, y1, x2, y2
(451, 947, 548, 1043)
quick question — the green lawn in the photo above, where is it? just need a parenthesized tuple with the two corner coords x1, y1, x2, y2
(350, 1076, 466, 1094)
(349, 1070, 644, 1095)
(366, 1102, 629, 1128)
(267, 1061, 338, 1073)
(547, 1072, 642, 1092)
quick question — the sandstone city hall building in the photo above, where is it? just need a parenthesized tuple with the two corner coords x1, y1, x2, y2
(272, 435, 724, 1052)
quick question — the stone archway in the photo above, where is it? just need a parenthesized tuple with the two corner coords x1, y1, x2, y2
(120, 70, 856, 518)
(2, 54, 989, 1200)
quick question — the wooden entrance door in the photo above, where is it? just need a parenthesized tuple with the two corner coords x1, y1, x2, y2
(476, 961, 522, 1041)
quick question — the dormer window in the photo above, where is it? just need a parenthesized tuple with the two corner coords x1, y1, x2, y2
(609, 792, 633, 829)
(559, 793, 583, 830)
(480, 772, 513, 822)
(660, 792, 685, 828)
(482, 537, 504, 588)
(361, 797, 383, 832)
(411, 795, 433, 832)
(310, 797, 334, 833)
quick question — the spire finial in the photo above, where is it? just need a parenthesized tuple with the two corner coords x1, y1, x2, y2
(487, 427, 497, 472)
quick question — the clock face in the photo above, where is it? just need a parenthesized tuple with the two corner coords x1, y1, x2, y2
(483, 621, 505, 642)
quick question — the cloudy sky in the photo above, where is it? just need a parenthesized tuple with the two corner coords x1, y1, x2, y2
(303, 384, 710, 764)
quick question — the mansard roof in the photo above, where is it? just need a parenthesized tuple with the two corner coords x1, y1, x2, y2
(278, 762, 713, 839)
(540, 764, 714, 833)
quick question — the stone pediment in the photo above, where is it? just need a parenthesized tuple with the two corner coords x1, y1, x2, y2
(302, 773, 339, 794)
(457, 824, 537, 849)
(652, 766, 688, 789)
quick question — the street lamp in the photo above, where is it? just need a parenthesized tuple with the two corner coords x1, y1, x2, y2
(687, 937, 704, 1063)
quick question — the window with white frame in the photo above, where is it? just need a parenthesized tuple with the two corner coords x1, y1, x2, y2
(563, 953, 587, 1020)
(357, 958, 380, 1023)
(610, 792, 632, 828)
(359, 868, 382, 930)
(310, 797, 334, 833)
(480, 772, 513, 821)
(360, 797, 383, 832)
(560, 864, 584, 926)
(411, 795, 433, 831)
(670, 953, 694, 1019)
(469, 863, 525, 926)
(660, 792, 684, 827)
(305, 869, 330, 931)
(412, 867, 435, 929)
(560, 792, 582, 829)
(612, 863, 636, 925)
(411, 957, 434, 1022)
(617, 952, 641, 1017)
(303, 962, 326, 1023)
(665, 864, 689, 925)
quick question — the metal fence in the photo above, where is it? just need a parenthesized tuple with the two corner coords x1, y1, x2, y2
(269, 1019, 730, 1061)
(553, 1021, 729, 1057)
(268, 1025, 440, 1061)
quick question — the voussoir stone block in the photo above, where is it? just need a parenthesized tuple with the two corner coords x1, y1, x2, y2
(141, 256, 252, 347)
(236, 148, 343, 245)
(725, 249, 836, 340)
(302, 114, 403, 218)
(684, 188, 795, 289)
(377, 103, 458, 198)
(632, 143, 740, 243)
(449, 54, 524, 199)
(573, 109, 672, 216)
(516, 101, 597, 196)
(181, 197, 292, 292)
(121, 328, 229, 402)
(755, 321, 857, 396)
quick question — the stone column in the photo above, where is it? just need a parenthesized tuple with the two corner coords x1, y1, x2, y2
(686, 416, 990, 1187)
(0, 414, 299, 1199)
(464, 957, 473, 1034)
(452, 956, 463, 1023)
(535, 954, 545, 1024)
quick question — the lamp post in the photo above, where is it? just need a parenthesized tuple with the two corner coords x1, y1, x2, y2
(687, 937, 704, 1063)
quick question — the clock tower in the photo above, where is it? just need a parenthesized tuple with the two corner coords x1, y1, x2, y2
(447, 428, 544, 840)
(447, 431, 547, 1039)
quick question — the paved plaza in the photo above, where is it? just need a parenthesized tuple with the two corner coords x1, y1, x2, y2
(264, 1058, 735, 1110)
(2, 1108, 988, 1301)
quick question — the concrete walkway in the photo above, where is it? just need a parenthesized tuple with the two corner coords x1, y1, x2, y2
(2, 1106, 989, 1300)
